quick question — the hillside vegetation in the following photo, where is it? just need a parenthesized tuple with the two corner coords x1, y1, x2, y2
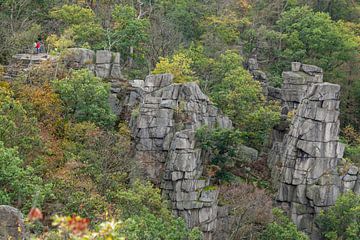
(0, 0, 359, 239)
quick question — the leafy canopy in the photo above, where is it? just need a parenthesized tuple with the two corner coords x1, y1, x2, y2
(261, 208, 309, 240)
(277, 6, 358, 72)
(152, 52, 196, 83)
(52, 69, 116, 129)
(316, 191, 360, 240)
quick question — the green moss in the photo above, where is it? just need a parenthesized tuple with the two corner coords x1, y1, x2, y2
(203, 185, 217, 191)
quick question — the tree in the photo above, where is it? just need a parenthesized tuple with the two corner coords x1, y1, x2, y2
(50, 4, 104, 48)
(261, 208, 309, 240)
(152, 52, 196, 83)
(52, 69, 116, 128)
(210, 66, 280, 149)
(276, 6, 358, 73)
(0, 83, 42, 159)
(111, 5, 150, 68)
(316, 191, 360, 240)
(0, 141, 50, 211)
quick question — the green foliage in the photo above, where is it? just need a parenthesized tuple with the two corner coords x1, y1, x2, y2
(316, 191, 360, 240)
(50, 5, 104, 48)
(0, 84, 42, 159)
(123, 212, 202, 240)
(341, 125, 360, 166)
(196, 126, 243, 181)
(276, 6, 358, 72)
(108, 180, 172, 220)
(152, 52, 196, 83)
(210, 66, 281, 149)
(0, 141, 50, 211)
(157, 0, 205, 41)
(261, 208, 309, 240)
(52, 69, 116, 128)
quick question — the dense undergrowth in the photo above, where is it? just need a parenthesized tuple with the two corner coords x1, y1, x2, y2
(0, 0, 359, 239)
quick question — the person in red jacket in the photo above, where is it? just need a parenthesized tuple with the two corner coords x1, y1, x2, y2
(35, 41, 41, 54)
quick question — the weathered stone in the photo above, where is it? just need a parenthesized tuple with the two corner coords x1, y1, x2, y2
(291, 62, 301, 72)
(95, 63, 111, 78)
(110, 64, 122, 79)
(96, 50, 112, 64)
(236, 145, 258, 163)
(347, 165, 359, 175)
(181, 180, 206, 192)
(199, 206, 218, 224)
(269, 63, 351, 238)
(200, 189, 219, 203)
(0, 205, 26, 240)
(301, 64, 323, 75)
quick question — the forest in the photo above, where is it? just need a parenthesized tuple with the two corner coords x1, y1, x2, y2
(0, 0, 359, 239)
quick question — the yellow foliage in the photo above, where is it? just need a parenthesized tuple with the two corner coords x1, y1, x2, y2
(152, 53, 195, 83)
(47, 29, 75, 53)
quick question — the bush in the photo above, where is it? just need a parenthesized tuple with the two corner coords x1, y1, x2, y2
(316, 191, 360, 240)
(152, 53, 196, 83)
(196, 126, 243, 181)
(260, 208, 309, 240)
(0, 84, 42, 159)
(210, 66, 280, 150)
(0, 141, 50, 211)
(341, 125, 360, 166)
(219, 183, 273, 239)
(52, 69, 116, 128)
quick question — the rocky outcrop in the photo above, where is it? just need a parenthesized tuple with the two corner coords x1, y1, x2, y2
(281, 62, 323, 111)
(0, 205, 26, 240)
(276, 83, 344, 237)
(130, 74, 232, 238)
(268, 63, 359, 239)
(64, 48, 123, 80)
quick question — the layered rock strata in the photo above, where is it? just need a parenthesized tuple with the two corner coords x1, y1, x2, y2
(276, 83, 344, 236)
(267, 62, 360, 239)
(130, 74, 232, 238)
(281, 62, 323, 110)
(64, 48, 123, 80)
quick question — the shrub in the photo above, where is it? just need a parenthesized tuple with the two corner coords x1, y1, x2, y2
(260, 208, 309, 240)
(0, 84, 42, 159)
(196, 126, 243, 181)
(210, 66, 280, 150)
(52, 69, 116, 128)
(0, 141, 50, 211)
(316, 191, 360, 240)
(219, 183, 273, 239)
(152, 53, 196, 83)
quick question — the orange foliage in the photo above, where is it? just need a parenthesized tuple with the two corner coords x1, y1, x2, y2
(17, 83, 63, 130)
(28, 207, 44, 221)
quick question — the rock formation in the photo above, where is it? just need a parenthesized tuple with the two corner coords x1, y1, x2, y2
(268, 63, 360, 239)
(0, 205, 26, 240)
(129, 74, 232, 238)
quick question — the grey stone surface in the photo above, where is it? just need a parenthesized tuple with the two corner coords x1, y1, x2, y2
(129, 73, 233, 238)
(63, 48, 123, 80)
(96, 50, 112, 64)
(0, 205, 26, 240)
(268, 63, 359, 238)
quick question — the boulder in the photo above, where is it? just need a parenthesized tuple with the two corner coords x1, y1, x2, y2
(0, 205, 26, 240)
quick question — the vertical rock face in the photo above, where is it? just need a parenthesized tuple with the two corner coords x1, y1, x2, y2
(64, 48, 123, 80)
(268, 62, 325, 176)
(269, 63, 360, 239)
(0, 205, 26, 240)
(130, 74, 232, 238)
(281, 63, 323, 110)
(276, 83, 344, 236)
